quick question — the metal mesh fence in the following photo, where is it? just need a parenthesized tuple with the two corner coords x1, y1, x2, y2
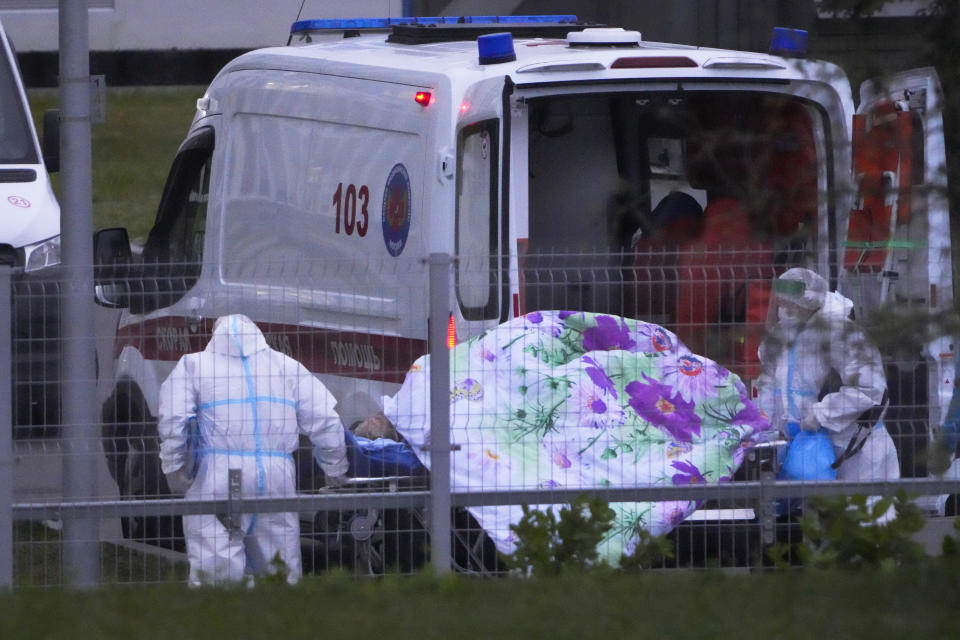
(3, 249, 959, 587)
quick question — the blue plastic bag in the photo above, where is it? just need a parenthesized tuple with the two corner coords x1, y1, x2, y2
(335, 429, 426, 477)
(778, 424, 837, 481)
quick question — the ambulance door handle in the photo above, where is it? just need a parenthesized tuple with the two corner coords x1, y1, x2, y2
(438, 147, 455, 183)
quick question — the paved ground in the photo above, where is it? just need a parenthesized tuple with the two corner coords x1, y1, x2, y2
(12, 304, 123, 539)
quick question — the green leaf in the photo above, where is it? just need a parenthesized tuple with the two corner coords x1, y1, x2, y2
(871, 496, 894, 520)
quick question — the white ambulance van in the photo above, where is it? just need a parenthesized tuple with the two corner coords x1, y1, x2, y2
(0, 19, 62, 438)
(91, 16, 952, 545)
(0, 20, 59, 271)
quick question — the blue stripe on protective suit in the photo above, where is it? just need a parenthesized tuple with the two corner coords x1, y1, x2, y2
(202, 449, 292, 459)
(233, 315, 266, 535)
(784, 340, 816, 422)
(199, 397, 298, 410)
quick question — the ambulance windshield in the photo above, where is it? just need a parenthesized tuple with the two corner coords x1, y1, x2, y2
(519, 90, 827, 367)
(0, 50, 37, 164)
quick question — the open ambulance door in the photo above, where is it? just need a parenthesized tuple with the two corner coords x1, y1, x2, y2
(846, 67, 952, 478)
(453, 77, 508, 343)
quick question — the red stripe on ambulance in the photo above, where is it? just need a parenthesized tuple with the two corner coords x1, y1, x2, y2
(114, 318, 426, 384)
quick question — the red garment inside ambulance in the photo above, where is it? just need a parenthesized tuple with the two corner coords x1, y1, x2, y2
(674, 196, 772, 358)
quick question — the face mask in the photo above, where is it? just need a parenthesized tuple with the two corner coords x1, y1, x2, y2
(778, 303, 811, 325)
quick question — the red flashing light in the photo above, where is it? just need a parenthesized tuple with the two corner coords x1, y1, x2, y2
(415, 91, 432, 106)
(447, 314, 457, 349)
(610, 56, 698, 69)
(459, 101, 469, 114)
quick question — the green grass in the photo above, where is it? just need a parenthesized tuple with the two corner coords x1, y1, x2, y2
(14, 522, 188, 588)
(8, 515, 960, 637)
(27, 86, 202, 243)
(1, 565, 959, 639)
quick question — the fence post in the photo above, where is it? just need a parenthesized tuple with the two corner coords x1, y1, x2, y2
(0, 266, 13, 588)
(428, 253, 452, 574)
(59, 0, 100, 588)
(759, 470, 776, 546)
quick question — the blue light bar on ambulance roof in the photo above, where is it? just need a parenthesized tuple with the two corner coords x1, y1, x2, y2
(768, 27, 808, 58)
(290, 15, 578, 35)
(478, 32, 516, 65)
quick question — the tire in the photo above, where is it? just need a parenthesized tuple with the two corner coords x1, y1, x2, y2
(101, 382, 185, 551)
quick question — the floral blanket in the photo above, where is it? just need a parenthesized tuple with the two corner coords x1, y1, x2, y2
(382, 311, 772, 563)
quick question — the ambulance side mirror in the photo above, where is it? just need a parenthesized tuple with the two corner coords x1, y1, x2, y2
(93, 227, 133, 309)
(41, 109, 60, 173)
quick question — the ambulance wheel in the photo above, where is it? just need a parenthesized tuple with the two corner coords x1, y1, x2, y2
(101, 382, 185, 551)
(348, 509, 385, 575)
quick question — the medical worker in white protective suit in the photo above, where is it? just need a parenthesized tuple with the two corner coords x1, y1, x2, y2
(158, 314, 348, 586)
(757, 268, 900, 517)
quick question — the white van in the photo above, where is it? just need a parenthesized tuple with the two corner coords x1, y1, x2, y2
(91, 16, 953, 545)
(0, 19, 62, 439)
(0, 19, 59, 271)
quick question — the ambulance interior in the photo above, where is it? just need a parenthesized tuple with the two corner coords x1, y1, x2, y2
(522, 90, 823, 372)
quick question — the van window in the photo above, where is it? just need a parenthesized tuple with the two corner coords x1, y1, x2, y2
(137, 129, 213, 314)
(456, 119, 499, 320)
(0, 46, 37, 164)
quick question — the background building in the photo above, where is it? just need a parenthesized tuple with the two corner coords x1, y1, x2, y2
(2, 0, 407, 85)
(0, 1, 948, 95)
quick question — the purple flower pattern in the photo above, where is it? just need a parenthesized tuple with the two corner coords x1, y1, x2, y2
(626, 375, 702, 442)
(582, 315, 637, 352)
(567, 378, 625, 430)
(670, 460, 707, 485)
(731, 391, 770, 433)
(524, 310, 563, 337)
(635, 324, 676, 354)
(654, 501, 693, 530)
(389, 310, 774, 565)
(582, 356, 617, 396)
(661, 354, 728, 403)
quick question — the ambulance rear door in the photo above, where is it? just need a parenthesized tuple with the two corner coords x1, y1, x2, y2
(846, 68, 950, 317)
(453, 76, 509, 340)
(845, 67, 953, 471)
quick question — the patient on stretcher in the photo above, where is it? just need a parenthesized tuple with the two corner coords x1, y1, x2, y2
(327, 311, 772, 565)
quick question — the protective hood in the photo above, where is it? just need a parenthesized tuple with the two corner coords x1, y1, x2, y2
(812, 289, 854, 324)
(767, 267, 829, 328)
(205, 314, 269, 358)
(777, 267, 827, 310)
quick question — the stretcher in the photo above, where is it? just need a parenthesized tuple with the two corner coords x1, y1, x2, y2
(300, 311, 777, 574)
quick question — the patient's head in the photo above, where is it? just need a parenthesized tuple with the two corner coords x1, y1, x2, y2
(352, 412, 400, 441)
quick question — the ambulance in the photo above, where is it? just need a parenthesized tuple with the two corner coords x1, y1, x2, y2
(91, 15, 953, 545)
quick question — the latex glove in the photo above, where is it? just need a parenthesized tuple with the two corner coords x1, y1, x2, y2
(800, 412, 820, 432)
(928, 433, 954, 477)
(325, 473, 348, 489)
(165, 467, 194, 495)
